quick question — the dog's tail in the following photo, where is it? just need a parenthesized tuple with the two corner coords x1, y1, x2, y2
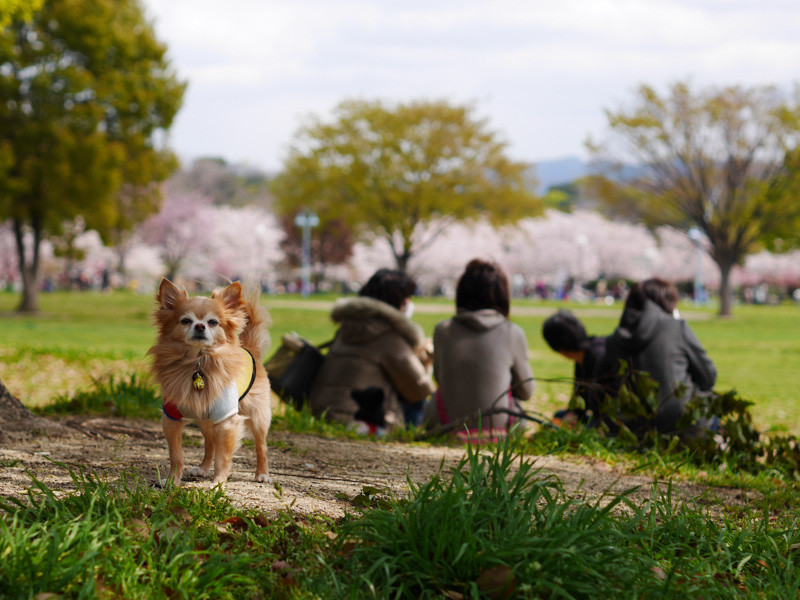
(240, 287, 271, 361)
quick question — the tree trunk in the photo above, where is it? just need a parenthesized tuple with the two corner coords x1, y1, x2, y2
(386, 235, 412, 273)
(115, 245, 128, 286)
(717, 261, 734, 317)
(13, 217, 40, 313)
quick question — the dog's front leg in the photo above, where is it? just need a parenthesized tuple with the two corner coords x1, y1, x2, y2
(187, 419, 215, 478)
(162, 415, 185, 486)
(210, 415, 242, 485)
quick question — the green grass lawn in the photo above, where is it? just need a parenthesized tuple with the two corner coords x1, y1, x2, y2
(2, 290, 799, 433)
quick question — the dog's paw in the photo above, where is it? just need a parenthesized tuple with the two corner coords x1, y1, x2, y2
(254, 472, 271, 484)
(187, 466, 211, 479)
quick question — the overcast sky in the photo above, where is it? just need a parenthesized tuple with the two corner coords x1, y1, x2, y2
(141, 0, 800, 173)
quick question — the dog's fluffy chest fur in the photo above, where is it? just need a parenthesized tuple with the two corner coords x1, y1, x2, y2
(152, 343, 248, 412)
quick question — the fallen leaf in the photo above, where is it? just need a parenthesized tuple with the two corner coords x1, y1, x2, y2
(125, 518, 150, 540)
(220, 516, 248, 531)
(253, 513, 270, 528)
(170, 506, 191, 523)
(476, 565, 516, 600)
(159, 525, 182, 544)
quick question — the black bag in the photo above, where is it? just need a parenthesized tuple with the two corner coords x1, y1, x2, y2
(265, 334, 333, 409)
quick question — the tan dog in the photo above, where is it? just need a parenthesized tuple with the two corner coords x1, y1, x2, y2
(148, 278, 272, 486)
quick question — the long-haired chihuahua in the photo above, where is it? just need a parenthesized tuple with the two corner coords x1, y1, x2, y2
(148, 278, 272, 486)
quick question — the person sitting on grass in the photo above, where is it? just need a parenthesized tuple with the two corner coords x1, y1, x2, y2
(307, 268, 435, 433)
(600, 278, 717, 439)
(423, 258, 534, 439)
(542, 310, 606, 427)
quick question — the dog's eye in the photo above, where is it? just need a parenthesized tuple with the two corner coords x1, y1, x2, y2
(180, 318, 192, 326)
(208, 319, 219, 327)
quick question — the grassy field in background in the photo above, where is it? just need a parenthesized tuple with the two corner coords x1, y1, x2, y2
(1, 290, 799, 433)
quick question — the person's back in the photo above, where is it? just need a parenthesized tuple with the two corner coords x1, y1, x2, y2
(433, 309, 533, 428)
(424, 259, 534, 431)
(603, 297, 716, 434)
(308, 270, 435, 428)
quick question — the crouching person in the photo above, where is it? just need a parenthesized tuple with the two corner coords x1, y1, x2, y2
(542, 309, 607, 428)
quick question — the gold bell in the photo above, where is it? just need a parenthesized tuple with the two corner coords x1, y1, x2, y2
(192, 371, 205, 391)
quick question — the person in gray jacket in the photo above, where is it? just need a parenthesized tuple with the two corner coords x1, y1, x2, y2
(423, 259, 535, 433)
(308, 269, 435, 430)
(600, 279, 717, 437)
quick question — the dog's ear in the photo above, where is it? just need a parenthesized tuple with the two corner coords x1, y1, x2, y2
(213, 281, 244, 311)
(157, 278, 187, 309)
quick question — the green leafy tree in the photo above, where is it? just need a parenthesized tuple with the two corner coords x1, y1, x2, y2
(0, 0, 43, 27)
(0, 0, 185, 312)
(272, 99, 540, 271)
(588, 81, 800, 316)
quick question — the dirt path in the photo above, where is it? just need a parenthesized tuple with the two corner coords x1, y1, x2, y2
(0, 416, 754, 519)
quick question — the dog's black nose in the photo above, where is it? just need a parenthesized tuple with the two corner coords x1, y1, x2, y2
(194, 323, 205, 331)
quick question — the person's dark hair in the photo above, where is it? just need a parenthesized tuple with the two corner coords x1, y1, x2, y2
(359, 268, 417, 310)
(542, 310, 589, 352)
(624, 278, 679, 315)
(455, 258, 510, 317)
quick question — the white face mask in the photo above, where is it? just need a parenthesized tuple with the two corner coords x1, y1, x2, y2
(404, 300, 415, 319)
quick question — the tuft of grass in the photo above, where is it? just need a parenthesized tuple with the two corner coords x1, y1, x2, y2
(322, 434, 648, 598)
(272, 401, 359, 438)
(272, 400, 433, 445)
(0, 463, 334, 599)
(33, 373, 161, 419)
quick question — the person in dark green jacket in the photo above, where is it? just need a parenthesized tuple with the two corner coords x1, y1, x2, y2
(601, 278, 717, 438)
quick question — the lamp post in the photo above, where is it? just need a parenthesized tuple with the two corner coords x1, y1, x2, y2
(294, 210, 319, 297)
(688, 227, 705, 304)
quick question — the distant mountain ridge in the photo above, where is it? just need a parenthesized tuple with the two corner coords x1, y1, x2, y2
(529, 157, 587, 194)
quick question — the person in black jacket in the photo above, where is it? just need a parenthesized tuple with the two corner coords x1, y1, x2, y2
(601, 278, 717, 438)
(542, 310, 607, 427)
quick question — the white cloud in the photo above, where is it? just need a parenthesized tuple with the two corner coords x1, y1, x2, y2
(141, 0, 800, 171)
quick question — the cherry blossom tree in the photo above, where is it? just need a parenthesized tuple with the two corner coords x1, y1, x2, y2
(138, 193, 216, 282)
(206, 206, 284, 289)
(408, 220, 509, 294)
